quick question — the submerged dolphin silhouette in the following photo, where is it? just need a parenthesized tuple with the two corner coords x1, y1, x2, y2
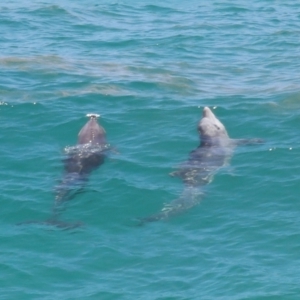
(139, 107, 262, 224)
(19, 114, 110, 229)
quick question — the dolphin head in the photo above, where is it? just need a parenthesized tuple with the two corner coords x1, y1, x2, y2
(77, 114, 106, 145)
(197, 107, 229, 146)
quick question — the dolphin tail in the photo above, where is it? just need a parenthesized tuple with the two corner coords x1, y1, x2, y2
(17, 218, 83, 229)
(137, 202, 189, 225)
(138, 188, 204, 225)
(137, 212, 169, 226)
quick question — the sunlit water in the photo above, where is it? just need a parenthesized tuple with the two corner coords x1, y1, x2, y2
(1, 1, 300, 299)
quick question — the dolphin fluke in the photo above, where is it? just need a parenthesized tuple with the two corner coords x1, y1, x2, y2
(137, 214, 166, 226)
(137, 209, 180, 225)
(17, 219, 83, 230)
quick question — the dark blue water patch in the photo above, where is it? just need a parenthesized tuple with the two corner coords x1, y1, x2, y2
(214, 4, 252, 14)
(72, 23, 122, 34)
(143, 4, 183, 15)
(77, 38, 144, 51)
(29, 5, 74, 18)
(156, 34, 205, 48)
(126, 80, 164, 92)
(98, 3, 145, 16)
(0, 14, 33, 30)
(1, 5, 77, 35)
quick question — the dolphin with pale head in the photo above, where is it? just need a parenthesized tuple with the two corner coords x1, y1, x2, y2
(139, 107, 262, 224)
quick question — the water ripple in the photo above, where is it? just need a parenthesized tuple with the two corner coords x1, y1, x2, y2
(1, 1, 300, 299)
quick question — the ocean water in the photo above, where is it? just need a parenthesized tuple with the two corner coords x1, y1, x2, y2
(1, 0, 300, 299)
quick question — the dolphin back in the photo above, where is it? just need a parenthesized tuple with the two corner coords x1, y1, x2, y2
(78, 114, 106, 145)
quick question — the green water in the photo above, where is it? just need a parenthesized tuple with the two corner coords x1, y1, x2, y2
(1, 1, 300, 299)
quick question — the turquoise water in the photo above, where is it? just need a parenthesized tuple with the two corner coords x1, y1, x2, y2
(1, 1, 300, 299)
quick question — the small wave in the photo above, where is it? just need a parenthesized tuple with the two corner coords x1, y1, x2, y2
(143, 4, 181, 14)
(64, 143, 111, 156)
(30, 5, 72, 17)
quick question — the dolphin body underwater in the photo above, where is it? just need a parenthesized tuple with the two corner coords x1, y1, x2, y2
(20, 114, 110, 228)
(139, 107, 262, 224)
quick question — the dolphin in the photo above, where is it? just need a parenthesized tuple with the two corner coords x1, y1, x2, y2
(139, 107, 262, 224)
(19, 114, 110, 228)
(53, 114, 108, 213)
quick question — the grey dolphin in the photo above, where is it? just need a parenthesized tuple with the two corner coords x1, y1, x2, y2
(19, 114, 110, 228)
(53, 113, 109, 216)
(140, 107, 262, 224)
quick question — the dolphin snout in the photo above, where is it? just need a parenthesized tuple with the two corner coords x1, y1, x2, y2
(202, 107, 214, 118)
